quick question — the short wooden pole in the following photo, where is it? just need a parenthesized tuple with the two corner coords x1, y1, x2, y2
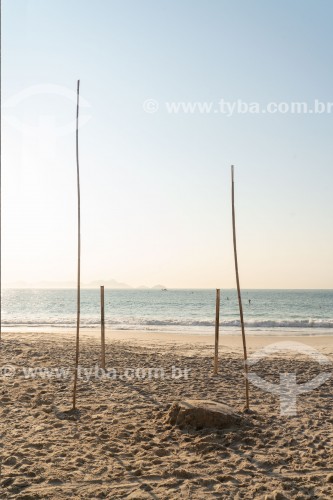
(100, 286, 105, 369)
(213, 289, 220, 375)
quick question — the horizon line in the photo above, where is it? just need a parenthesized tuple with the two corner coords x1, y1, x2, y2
(2, 286, 333, 291)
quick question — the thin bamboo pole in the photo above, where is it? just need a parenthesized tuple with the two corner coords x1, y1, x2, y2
(0, 1, 1, 345)
(231, 165, 249, 410)
(72, 80, 81, 410)
(100, 286, 105, 369)
(213, 288, 220, 375)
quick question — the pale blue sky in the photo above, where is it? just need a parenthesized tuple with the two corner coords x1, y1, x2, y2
(3, 0, 333, 288)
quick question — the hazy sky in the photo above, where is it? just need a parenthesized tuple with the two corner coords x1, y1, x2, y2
(3, 0, 333, 288)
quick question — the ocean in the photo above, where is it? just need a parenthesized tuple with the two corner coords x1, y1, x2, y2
(1, 289, 333, 336)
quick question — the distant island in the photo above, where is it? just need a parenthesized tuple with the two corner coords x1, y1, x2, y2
(3, 279, 167, 290)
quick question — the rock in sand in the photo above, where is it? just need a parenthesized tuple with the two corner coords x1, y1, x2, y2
(166, 399, 243, 429)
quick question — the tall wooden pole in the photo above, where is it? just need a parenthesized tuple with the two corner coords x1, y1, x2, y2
(213, 288, 220, 375)
(72, 80, 81, 410)
(0, 2, 2, 345)
(100, 286, 105, 369)
(231, 165, 249, 410)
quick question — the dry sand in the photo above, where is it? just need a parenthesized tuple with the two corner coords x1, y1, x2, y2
(1, 330, 332, 499)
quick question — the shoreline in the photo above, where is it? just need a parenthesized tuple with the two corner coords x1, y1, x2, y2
(2, 326, 333, 336)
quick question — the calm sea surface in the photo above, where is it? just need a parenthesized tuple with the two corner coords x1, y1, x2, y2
(1, 289, 333, 336)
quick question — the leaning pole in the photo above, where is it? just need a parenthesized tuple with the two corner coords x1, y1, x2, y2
(231, 165, 249, 410)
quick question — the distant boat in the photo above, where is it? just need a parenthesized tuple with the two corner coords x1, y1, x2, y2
(162, 288, 168, 291)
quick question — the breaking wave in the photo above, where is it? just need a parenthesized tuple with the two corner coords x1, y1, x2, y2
(2, 317, 333, 329)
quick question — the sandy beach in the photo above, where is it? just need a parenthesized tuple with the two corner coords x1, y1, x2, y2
(1, 330, 332, 499)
